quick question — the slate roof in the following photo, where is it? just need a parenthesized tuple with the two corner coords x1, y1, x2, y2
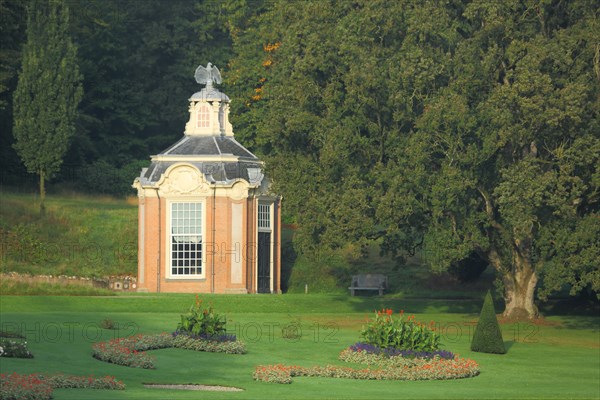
(139, 135, 262, 186)
(161, 135, 257, 159)
(141, 160, 263, 185)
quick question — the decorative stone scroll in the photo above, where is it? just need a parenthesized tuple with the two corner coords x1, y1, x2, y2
(158, 164, 211, 197)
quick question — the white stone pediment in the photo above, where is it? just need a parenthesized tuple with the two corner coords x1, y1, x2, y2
(157, 164, 211, 197)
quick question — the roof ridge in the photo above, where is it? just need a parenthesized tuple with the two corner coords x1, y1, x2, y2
(213, 136, 222, 155)
(230, 137, 258, 159)
(164, 136, 189, 155)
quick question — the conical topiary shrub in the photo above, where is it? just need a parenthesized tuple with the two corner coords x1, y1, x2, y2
(471, 290, 506, 354)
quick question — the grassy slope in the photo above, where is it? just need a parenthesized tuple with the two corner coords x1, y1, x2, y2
(0, 191, 137, 277)
(0, 294, 598, 400)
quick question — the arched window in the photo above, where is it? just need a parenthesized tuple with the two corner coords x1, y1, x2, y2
(197, 105, 210, 128)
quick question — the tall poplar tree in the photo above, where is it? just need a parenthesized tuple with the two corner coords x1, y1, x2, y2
(13, 0, 82, 214)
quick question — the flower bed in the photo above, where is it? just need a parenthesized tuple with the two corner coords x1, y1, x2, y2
(42, 374, 125, 390)
(0, 373, 124, 400)
(0, 338, 33, 358)
(253, 310, 479, 384)
(340, 343, 455, 366)
(253, 356, 480, 384)
(348, 342, 454, 359)
(172, 331, 237, 342)
(172, 333, 246, 354)
(91, 334, 168, 369)
(339, 348, 455, 368)
(92, 333, 246, 369)
(0, 373, 52, 400)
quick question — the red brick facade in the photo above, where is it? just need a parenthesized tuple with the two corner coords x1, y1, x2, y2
(133, 65, 281, 294)
(135, 190, 281, 294)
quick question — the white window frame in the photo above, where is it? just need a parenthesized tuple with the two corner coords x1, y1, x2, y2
(258, 203, 272, 231)
(166, 199, 206, 279)
(256, 201, 274, 292)
(197, 105, 210, 128)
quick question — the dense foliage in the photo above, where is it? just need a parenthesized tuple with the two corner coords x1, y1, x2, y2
(1, 0, 598, 313)
(359, 309, 440, 351)
(471, 291, 506, 354)
(228, 0, 599, 318)
(176, 296, 227, 337)
(0, 338, 33, 358)
(1, 0, 235, 195)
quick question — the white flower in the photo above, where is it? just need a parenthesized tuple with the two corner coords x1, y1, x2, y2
(0, 346, 4, 356)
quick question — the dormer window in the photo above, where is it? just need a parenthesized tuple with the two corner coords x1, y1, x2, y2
(197, 105, 210, 128)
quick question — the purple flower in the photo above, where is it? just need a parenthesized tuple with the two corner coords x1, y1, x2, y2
(172, 331, 237, 342)
(349, 343, 454, 360)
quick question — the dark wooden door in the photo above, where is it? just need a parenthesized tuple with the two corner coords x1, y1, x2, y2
(257, 232, 271, 293)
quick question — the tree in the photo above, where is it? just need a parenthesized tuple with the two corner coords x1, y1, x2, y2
(0, 0, 26, 111)
(0, 0, 28, 186)
(229, 0, 599, 318)
(13, 0, 83, 214)
(402, 0, 600, 319)
(471, 290, 506, 354)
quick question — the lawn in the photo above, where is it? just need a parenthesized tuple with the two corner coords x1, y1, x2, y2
(1, 294, 598, 399)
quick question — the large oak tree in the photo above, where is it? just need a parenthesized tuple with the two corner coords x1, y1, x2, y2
(229, 0, 599, 318)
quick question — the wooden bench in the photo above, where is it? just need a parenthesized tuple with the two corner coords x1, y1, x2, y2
(349, 274, 387, 296)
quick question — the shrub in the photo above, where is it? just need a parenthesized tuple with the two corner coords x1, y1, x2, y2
(100, 318, 116, 330)
(0, 338, 33, 358)
(177, 296, 226, 337)
(471, 290, 506, 354)
(281, 324, 302, 340)
(359, 309, 440, 351)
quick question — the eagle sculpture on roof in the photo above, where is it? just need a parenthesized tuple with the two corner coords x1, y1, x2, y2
(194, 63, 222, 86)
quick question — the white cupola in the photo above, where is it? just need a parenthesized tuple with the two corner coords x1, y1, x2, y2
(184, 63, 233, 137)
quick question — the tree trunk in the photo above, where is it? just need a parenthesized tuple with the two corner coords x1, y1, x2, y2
(502, 264, 539, 320)
(486, 245, 539, 320)
(39, 169, 46, 216)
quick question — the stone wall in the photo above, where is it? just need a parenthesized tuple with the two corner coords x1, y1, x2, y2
(0, 272, 137, 292)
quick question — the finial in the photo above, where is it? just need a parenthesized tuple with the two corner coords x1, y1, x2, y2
(194, 63, 222, 88)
